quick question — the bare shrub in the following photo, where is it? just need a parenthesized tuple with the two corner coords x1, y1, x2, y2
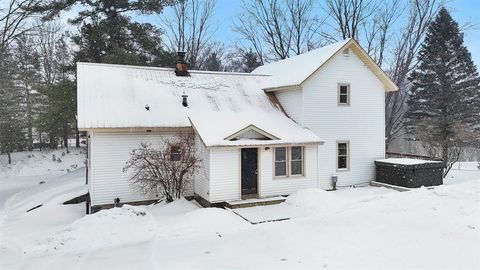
(123, 132, 200, 202)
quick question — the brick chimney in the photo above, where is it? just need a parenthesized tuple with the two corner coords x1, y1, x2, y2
(175, 52, 189, 76)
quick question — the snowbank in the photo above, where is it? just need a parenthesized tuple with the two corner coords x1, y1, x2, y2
(0, 148, 86, 178)
(285, 188, 343, 212)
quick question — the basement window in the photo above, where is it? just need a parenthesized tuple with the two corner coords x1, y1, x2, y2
(170, 146, 181, 161)
(338, 83, 350, 105)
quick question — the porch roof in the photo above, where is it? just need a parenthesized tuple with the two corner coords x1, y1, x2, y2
(190, 111, 322, 147)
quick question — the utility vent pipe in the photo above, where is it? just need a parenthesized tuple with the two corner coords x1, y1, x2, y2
(182, 92, 188, 107)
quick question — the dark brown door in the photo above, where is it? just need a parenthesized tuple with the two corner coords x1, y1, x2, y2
(241, 148, 258, 196)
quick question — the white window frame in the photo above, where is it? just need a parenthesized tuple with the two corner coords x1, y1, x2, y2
(289, 146, 304, 176)
(338, 83, 350, 106)
(274, 146, 305, 178)
(337, 141, 350, 171)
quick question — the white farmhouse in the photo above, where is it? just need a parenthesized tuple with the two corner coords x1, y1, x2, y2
(77, 38, 398, 212)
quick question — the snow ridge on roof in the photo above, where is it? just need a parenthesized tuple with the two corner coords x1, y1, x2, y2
(252, 39, 351, 89)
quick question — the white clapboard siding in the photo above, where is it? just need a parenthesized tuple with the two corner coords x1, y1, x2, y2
(194, 135, 210, 201)
(90, 131, 194, 206)
(259, 145, 318, 197)
(209, 148, 240, 202)
(275, 88, 303, 124)
(300, 50, 386, 188)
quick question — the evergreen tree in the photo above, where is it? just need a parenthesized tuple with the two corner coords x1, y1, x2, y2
(37, 79, 76, 152)
(0, 53, 26, 163)
(203, 52, 222, 71)
(243, 49, 261, 72)
(405, 7, 480, 176)
(33, 0, 176, 67)
(13, 34, 42, 150)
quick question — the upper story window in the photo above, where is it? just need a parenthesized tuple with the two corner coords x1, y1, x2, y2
(338, 83, 350, 105)
(274, 147, 287, 176)
(337, 142, 349, 170)
(170, 146, 181, 161)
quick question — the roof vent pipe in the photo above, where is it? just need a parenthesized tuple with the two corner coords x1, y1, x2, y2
(182, 92, 188, 107)
(175, 52, 189, 76)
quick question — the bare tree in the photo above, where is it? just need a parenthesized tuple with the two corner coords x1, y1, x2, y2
(161, 0, 217, 69)
(0, 0, 41, 55)
(233, 0, 321, 62)
(414, 121, 475, 177)
(324, 0, 376, 41)
(385, 0, 440, 149)
(123, 132, 201, 203)
(362, 0, 402, 67)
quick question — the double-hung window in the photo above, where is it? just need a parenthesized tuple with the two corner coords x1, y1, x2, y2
(338, 83, 350, 105)
(274, 147, 287, 176)
(274, 146, 304, 177)
(290, 146, 303, 175)
(337, 142, 349, 170)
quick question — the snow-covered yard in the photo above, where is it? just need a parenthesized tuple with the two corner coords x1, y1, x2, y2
(1, 150, 479, 269)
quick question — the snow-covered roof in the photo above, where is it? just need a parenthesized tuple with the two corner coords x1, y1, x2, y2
(375, 158, 442, 165)
(252, 39, 398, 92)
(190, 112, 321, 147)
(77, 62, 322, 147)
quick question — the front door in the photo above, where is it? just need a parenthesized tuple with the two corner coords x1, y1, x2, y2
(241, 148, 258, 197)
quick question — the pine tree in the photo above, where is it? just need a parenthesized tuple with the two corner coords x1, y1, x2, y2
(33, 0, 176, 67)
(405, 7, 480, 176)
(243, 49, 261, 72)
(13, 34, 42, 150)
(0, 52, 26, 163)
(203, 52, 222, 71)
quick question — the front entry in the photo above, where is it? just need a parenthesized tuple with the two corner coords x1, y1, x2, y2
(241, 148, 258, 197)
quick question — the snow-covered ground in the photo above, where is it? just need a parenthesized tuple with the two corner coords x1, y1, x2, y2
(1, 151, 479, 269)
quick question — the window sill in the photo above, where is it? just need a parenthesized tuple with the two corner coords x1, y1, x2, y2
(336, 168, 350, 172)
(273, 174, 305, 179)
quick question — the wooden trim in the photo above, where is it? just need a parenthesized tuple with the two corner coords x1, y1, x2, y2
(239, 147, 260, 199)
(263, 84, 302, 92)
(225, 124, 280, 141)
(300, 39, 398, 92)
(79, 126, 193, 133)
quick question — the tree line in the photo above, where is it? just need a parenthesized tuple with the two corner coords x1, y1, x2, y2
(0, 0, 478, 167)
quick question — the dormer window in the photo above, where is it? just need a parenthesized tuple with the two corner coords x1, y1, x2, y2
(338, 83, 350, 105)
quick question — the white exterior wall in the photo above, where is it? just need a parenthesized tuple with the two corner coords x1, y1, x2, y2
(89, 131, 194, 206)
(300, 51, 386, 188)
(209, 148, 240, 202)
(194, 135, 210, 201)
(275, 88, 303, 124)
(208, 145, 318, 202)
(259, 145, 318, 197)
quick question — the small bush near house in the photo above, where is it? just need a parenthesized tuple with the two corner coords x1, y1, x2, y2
(124, 132, 200, 203)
